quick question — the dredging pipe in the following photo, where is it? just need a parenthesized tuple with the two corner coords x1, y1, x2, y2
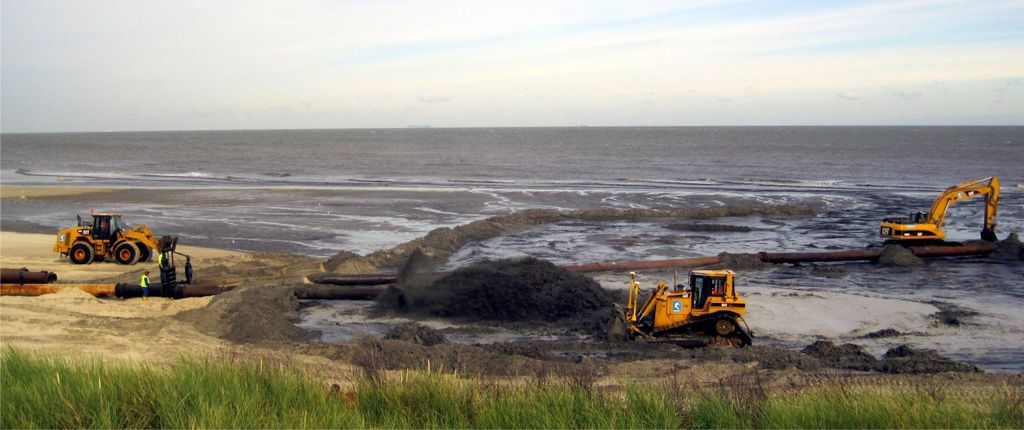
(562, 243, 999, 273)
(758, 243, 998, 264)
(304, 273, 398, 286)
(1, 268, 58, 284)
(0, 282, 233, 298)
(1, 283, 115, 296)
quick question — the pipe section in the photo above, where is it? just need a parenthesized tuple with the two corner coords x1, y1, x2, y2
(1, 283, 115, 296)
(562, 256, 721, 273)
(1, 268, 58, 284)
(304, 273, 397, 286)
(565, 243, 998, 273)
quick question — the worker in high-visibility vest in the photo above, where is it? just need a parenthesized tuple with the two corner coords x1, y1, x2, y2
(140, 270, 151, 302)
(157, 252, 168, 269)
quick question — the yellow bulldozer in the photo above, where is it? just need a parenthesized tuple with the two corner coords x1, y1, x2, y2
(53, 213, 169, 265)
(880, 176, 999, 242)
(608, 270, 753, 347)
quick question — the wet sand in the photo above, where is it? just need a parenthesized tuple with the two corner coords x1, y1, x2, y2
(0, 185, 1016, 380)
(0, 185, 118, 199)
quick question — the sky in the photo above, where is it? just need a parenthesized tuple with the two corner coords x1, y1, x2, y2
(1, 0, 1022, 132)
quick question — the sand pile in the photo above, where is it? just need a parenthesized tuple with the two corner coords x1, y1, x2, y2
(876, 245, 924, 266)
(377, 257, 616, 334)
(177, 283, 315, 344)
(324, 204, 819, 272)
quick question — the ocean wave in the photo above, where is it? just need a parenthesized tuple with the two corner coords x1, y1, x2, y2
(6, 167, 922, 194)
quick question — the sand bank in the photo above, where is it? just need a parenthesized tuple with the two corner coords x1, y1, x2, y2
(0, 231, 244, 283)
(0, 231, 243, 361)
(0, 185, 119, 199)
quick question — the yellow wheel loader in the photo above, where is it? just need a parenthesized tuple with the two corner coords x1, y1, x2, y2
(53, 213, 168, 265)
(880, 177, 999, 242)
(608, 270, 753, 347)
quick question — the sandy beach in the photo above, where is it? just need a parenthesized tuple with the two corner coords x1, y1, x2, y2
(2, 184, 1020, 380)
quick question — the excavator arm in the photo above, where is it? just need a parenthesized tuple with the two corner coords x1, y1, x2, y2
(881, 176, 1000, 242)
(927, 177, 999, 241)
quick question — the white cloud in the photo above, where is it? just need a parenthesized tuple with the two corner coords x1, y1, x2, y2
(417, 96, 451, 103)
(894, 90, 924, 100)
(2, 0, 1022, 131)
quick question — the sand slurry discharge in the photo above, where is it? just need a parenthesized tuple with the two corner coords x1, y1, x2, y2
(376, 257, 617, 334)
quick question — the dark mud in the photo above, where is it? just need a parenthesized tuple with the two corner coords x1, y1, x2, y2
(802, 340, 878, 371)
(302, 336, 979, 375)
(682, 345, 822, 371)
(713, 252, 778, 270)
(876, 244, 925, 266)
(809, 264, 849, 278)
(799, 340, 979, 374)
(991, 232, 1023, 260)
(860, 328, 902, 339)
(928, 301, 979, 326)
(383, 322, 446, 346)
(880, 345, 980, 374)
(298, 338, 581, 377)
(177, 283, 316, 344)
(377, 257, 616, 334)
(665, 223, 757, 233)
(324, 204, 819, 272)
(0, 219, 55, 234)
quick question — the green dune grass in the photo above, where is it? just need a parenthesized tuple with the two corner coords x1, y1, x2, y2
(2, 347, 1020, 429)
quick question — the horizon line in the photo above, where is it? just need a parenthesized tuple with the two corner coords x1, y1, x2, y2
(4, 123, 1023, 135)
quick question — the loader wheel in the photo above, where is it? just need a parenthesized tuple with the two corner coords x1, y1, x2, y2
(114, 242, 140, 265)
(136, 244, 152, 263)
(69, 242, 95, 265)
(715, 318, 736, 336)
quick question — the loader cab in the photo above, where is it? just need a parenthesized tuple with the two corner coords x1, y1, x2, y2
(91, 214, 124, 241)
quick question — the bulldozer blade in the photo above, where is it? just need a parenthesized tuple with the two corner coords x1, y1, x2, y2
(605, 304, 629, 342)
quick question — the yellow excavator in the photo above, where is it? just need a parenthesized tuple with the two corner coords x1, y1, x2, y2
(608, 270, 752, 347)
(54, 213, 166, 265)
(880, 177, 999, 242)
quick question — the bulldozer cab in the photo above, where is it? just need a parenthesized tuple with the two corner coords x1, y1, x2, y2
(690, 272, 728, 309)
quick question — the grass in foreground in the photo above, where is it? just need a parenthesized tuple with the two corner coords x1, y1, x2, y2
(2, 347, 1021, 428)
